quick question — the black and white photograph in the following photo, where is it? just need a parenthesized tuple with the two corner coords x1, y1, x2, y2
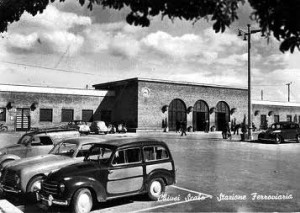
(0, 0, 300, 212)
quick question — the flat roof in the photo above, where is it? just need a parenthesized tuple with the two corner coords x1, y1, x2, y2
(93, 77, 248, 91)
(0, 84, 114, 97)
(253, 100, 300, 107)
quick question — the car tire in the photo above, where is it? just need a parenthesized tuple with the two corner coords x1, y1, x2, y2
(26, 175, 44, 193)
(296, 135, 300, 143)
(275, 134, 283, 144)
(147, 178, 165, 201)
(72, 188, 93, 213)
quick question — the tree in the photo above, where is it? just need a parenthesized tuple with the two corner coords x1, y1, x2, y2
(0, 0, 300, 53)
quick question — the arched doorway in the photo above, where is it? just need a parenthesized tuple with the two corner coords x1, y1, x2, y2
(168, 99, 186, 131)
(215, 101, 230, 131)
(193, 100, 209, 131)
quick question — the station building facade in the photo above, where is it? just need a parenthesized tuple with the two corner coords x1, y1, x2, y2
(1, 78, 300, 132)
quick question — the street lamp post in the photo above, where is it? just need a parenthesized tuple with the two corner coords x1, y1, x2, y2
(238, 24, 262, 140)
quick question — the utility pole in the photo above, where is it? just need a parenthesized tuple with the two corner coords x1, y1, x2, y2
(286, 82, 292, 102)
(238, 24, 262, 141)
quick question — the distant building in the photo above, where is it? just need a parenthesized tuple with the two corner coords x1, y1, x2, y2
(1, 78, 300, 132)
(0, 84, 114, 131)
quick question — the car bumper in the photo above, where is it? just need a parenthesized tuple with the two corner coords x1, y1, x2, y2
(39, 193, 69, 206)
(0, 184, 22, 194)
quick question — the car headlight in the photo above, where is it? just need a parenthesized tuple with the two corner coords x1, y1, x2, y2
(58, 182, 66, 193)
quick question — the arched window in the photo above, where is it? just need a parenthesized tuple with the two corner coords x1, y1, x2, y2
(168, 99, 187, 131)
(193, 100, 209, 131)
(215, 101, 230, 131)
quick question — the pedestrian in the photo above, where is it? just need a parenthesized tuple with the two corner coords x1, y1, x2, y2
(205, 120, 209, 133)
(176, 120, 180, 133)
(227, 122, 232, 140)
(234, 123, 240, 135)
(181, 121, 187, 136)
(222, 123, 228, 139)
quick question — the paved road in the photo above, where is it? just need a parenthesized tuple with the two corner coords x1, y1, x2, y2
(1, 132, 299, 212)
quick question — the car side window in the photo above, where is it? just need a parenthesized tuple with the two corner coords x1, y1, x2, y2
(86, 146, 112, 162)
(76, 144, 93, 157)
(39, 136, 53, 145)
(31, 136, 42, 146)
(143, 146, 169, 162)
(112, 148, 141, 165)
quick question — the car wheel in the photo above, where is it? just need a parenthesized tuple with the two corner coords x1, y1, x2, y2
(296, 135, 300, 143)
(147, 178, 165, 201)
(26, 175, 44, 192)
(275, 134, 283, 144)
(72, 188, 93, 213)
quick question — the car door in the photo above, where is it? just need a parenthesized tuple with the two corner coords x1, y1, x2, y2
(283, 123, 294, 140)
(106, 147, 144, 196)
(25, 136, 54, 157)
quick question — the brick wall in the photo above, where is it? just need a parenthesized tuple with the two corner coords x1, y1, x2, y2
(137, 81, 248, 131)
(0, 92, 103, 131)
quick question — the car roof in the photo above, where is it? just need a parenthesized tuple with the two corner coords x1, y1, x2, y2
(273, 121, 298, 125)
(24, 128, 78, 136)
(91, 137, 167, 149)
(59, 137, 106, 145)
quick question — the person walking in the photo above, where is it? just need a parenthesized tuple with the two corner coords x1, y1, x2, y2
(181, 120, 187, 136)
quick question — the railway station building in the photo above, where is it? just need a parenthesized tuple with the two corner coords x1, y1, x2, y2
(1, 77, 300, 132)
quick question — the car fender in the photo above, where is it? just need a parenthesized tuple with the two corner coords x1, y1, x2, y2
(146, 168, 175, 186)
(0, 154, 20, 166)
(64, 176, 107, 202)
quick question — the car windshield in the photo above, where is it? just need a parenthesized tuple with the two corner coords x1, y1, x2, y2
(85, 145, 113, 164)
(271, 124, 282, 130)
(17, 135, 32, 145)
(49, 142, 78, 157)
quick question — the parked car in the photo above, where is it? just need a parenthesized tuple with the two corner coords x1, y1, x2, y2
(117, 123, 127, 133)
(0, 137, 105, 200)
(39, 138, 176, 213)
(258, 121, 300, 144)
(0, 128, 80, 169)
(90, 121, 108, 134)
(68, 120, 90, 134)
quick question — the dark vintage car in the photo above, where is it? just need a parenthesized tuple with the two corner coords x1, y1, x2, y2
(258, 121, 300, 144)
(39, 138, 176, 213)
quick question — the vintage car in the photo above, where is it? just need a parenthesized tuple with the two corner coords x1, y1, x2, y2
(0, 128, 80, 169)
(39, 138, 176, 213)
(68, 120, 90, 135)
(89, 121, 108, 134)
(0, 137, 105, 199)
(258, 121, 300, 144)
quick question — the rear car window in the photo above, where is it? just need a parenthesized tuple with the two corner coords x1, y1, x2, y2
(143, 146, 169, 161)
(112, 148, 141, 165)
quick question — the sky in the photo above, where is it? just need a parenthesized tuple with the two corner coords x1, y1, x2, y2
(0, 0, 300, 102)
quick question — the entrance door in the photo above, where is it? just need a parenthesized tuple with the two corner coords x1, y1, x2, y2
(16, 108, 31, 131)
(168, 99, 186, 131)
(193, 100, 209, 132)
(215, 101, 230, 131)
(196, 112, 206, 131)
(217, 113, 226, 131)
